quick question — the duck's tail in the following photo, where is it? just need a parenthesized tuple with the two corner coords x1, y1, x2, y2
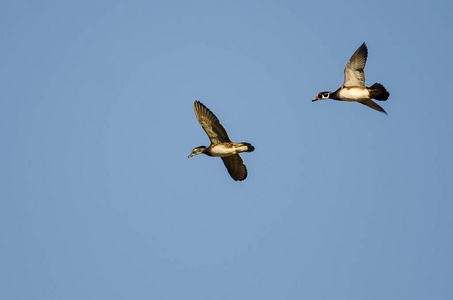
(369, 83, 389, 101)
(241, 142, 255, 152)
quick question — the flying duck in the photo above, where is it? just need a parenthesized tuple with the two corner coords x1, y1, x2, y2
(313, 42, 390, 114)
(188, 100, 255, 181)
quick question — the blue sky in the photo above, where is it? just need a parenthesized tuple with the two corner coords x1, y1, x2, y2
(1, 0, 452, 299)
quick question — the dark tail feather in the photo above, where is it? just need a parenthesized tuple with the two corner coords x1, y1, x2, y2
(369, 83, 389, 101)
(241, 142, 255, 152)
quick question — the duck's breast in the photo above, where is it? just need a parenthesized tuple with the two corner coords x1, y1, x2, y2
(209, 144, 237, 157)
(338, 86, 370, 101)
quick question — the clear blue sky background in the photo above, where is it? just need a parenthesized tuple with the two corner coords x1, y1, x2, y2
(1, 1, 452, 299)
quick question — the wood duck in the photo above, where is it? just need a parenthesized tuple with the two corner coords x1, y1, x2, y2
(188, 100, 255, 181)
(313, 43, 390, 114)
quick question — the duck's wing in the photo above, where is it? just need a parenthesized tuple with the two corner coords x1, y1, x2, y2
(358, 99, 387, 115)
(193, 101, 231, 144)
(221, 154, 248, 181)
(344, 43, 368, 87)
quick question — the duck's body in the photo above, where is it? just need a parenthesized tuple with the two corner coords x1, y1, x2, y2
(332, 86, 370, 101)
(198, 142, 254, 157)
(313, 43, 390, 114)
(188, 101, 254, 181)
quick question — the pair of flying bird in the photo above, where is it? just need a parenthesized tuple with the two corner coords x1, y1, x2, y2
(189, 43, 390, 181)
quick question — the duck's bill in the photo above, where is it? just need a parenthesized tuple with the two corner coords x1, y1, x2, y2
(312, 96, 319, 101)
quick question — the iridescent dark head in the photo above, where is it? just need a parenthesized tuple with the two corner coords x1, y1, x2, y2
(312, 92, 330, 101)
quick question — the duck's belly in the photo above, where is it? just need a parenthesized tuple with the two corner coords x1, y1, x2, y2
(209, 143, 246, 157)
(339, 87, 370, 101)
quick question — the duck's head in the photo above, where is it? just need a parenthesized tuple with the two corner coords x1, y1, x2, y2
(188, 146, 207, 158)
(313, 92, 330, 101)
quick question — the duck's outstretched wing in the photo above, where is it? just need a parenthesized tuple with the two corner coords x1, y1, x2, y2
(193, 101, 231, 144)
(344, 43, 368, 87)
(221, 154, 247, 181)
(358, 99, 387, 115)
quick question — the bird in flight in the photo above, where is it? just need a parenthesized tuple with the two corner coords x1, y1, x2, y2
(313, 43, 390, 114)
(188, 101, 255, 181)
